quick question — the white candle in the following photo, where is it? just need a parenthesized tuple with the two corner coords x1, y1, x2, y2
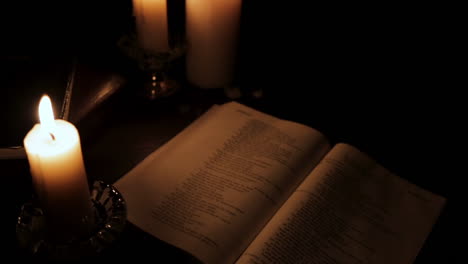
(133, 0, 170, 53)
(23, 95, 92, 241)
(186, 0, 242, 89)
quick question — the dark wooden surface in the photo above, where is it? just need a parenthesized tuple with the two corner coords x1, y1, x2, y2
(5, 58, 462, 263)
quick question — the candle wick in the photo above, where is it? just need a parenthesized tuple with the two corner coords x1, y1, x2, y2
(49, 133, 56, 141)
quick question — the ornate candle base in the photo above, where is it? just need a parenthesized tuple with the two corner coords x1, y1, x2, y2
(118, 33, 185, 100)
(16, 181, 127, 261)
(139, 59, 181, 101)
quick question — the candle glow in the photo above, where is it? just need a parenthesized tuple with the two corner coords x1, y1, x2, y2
(23, 95, 92, 241)
(38, 95, 57, 140)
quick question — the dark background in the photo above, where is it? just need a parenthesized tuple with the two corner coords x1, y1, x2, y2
(1, 1, 463, 263)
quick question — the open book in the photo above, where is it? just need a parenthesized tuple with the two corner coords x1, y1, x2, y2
(115, 102, 446, 264)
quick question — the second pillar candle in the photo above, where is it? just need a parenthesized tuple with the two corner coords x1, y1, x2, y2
(186, 0, 242, 89)
(134, 0, 170, 53)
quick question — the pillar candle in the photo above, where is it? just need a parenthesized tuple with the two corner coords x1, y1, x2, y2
(133, 0, 170, 53)
(186, 0, 243, 89)
(23, 95, 92, 241)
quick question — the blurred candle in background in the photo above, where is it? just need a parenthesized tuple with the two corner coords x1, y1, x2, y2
(186, 0, 242, 89)
(133, 0, 170, 53)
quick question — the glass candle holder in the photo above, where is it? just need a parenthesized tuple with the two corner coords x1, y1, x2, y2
(16, 181, 127, 261)
(118, 33, 185, 100)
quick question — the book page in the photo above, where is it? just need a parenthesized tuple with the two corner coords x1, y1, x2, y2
(115, 102, 331, 264)
(237, 143, 446, 264)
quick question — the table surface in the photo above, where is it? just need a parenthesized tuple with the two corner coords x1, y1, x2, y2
(3, 52, 462, 263)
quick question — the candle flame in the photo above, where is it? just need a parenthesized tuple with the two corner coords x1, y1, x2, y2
(39, 95, 56, 136)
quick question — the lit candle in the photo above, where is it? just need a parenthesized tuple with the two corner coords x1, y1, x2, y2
(186, 0, 242, 89)
(23, 95, 92, 241)
(133, 0, 170, 53)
